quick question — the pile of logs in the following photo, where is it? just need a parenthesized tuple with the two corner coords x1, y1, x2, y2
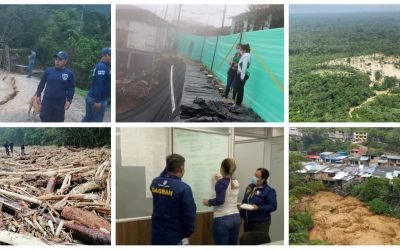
(0, 146, 111, 245)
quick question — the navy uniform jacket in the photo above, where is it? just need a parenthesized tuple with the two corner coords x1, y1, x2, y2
(150, 172, 197, 245)
(240, 183, 277, 223)
(87, 61, 111, 102)
(36, 67, 75, 106)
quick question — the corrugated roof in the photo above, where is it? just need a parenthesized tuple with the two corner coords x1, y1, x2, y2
(387, 155, 400, 160)
(360, 156, 370, 161)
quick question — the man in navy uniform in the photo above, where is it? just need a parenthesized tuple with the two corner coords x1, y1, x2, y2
(150, 154, 197, 245)
(35, 51, 74, 122)
(81, 47, 111, 122)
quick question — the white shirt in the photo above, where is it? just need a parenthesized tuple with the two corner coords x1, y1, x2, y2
(213, 179, 240, 218)
(238, 52, 251, 80)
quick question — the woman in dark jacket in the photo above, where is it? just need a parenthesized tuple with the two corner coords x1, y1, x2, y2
(240, 168, 277, 234)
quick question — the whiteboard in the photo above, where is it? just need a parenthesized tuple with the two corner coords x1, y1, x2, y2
(120, 128, 168, 198)
(173, 129, 230, 213)
(117, 128, 169, 219)
(235, 141, 265, 202)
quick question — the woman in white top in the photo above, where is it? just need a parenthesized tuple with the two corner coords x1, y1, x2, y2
(203, 158, 240, 245)
(233, 43, 251, 108)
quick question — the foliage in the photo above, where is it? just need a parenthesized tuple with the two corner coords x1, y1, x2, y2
(372, 76, 398, 91)
(305, 181, 325, 193)
(349, 183, 364, 197)
(289, 151, 305, 171)
(352, 94, 400, 122)
(0, 128, 110, 148)
(347, 177, 400, 218)
(0, 5, 110, 89)
(308, 239, 332, 245)
(290, 186, 314, 199)
(289, 12, 400, 122)
(360, 177, 391, 202)
(289, 210, 313, 244)
(368, 198, 392, 215)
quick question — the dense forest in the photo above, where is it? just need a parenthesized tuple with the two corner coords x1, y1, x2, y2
(0, 128, 110, 147)
(0, 5, 110, 89)
(289, 12, 400, 122)
(290, 128, 400, 156)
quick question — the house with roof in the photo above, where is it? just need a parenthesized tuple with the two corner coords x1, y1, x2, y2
(350, 147, 368, 157)
(230, 5, 273, 34)
(356, 165, 376, 182)
(116, 5, 172, 76)
(298, 163, 327, 179)
(387, 155, 400, 168)
(305, 155, 320, 162)
(320, 152, 334, 162)
(353, 131, 368, 143)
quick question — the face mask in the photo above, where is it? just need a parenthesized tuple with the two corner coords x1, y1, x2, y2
(251, 176, 258, 185)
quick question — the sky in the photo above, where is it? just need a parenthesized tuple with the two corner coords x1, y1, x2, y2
(136, 4, 248, 28)
(290, 4, 400, 14)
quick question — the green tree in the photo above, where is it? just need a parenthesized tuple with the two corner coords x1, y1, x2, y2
(360, 178, 391, 202)
(368, 198, 391, 215)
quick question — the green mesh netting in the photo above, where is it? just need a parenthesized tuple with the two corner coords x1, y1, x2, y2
(176, 28, 284, 122)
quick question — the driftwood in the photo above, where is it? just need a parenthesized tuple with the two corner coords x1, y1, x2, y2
(61, 206, 111, 232)
(0, 204, 3, 229)
(38, 194, 99, 201)
(0, 230, 47, 245)
(70, 180, 106, 194)
(45, 176, 57, 194)
(0, 146, 111, 245)
(44, 215, 111, 245)
(0, 188, 42, 205)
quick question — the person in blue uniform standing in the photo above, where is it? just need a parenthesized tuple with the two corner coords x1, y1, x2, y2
(27, 49, 36, 78)
(81, 48, 111, 122)
(240, 168, 277, 235)
(35, 51, 74, 122)
(150, 154, 197, 245)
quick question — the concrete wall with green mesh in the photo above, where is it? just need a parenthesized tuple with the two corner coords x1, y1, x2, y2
(176, 29, 284, 122)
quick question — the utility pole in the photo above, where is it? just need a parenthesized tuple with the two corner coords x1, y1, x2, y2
(176, 5, 182, 30)
(163, 5, 169, 20)
(210, 4, 227, 71)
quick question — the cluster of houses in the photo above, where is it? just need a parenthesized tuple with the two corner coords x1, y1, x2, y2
(298, 149, 400, 187)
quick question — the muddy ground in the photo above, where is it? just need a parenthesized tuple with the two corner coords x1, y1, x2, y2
(299, 191, 400, 245)
(0, 71, 110, 122)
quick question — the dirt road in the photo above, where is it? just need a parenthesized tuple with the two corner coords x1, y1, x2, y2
(348, 90, 393, 118)
(0, 71, 110, 122)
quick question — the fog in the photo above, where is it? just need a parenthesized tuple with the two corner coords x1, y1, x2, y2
(137, 4, 248, 28)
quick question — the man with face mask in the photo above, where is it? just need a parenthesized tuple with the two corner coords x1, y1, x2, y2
(240, 168, 277, 235)
(35, 51, 75, 122)
(150, 154, 197, 245)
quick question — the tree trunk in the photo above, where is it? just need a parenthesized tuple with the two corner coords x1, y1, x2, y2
(61, 206, 111, 232)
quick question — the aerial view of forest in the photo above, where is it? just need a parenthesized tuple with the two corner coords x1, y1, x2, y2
(289, 127, 400, 245)
(289, 5, 400, 122)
